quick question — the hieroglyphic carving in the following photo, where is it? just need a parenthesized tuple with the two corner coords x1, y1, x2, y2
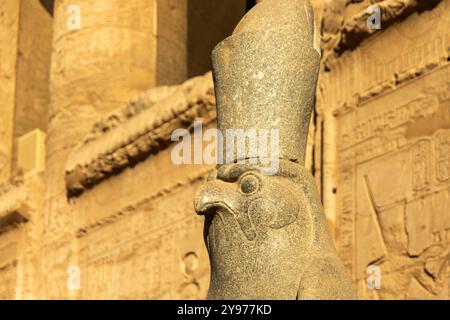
(77, 177, 209, 299)
(339, 95, 438, 151)
(406, 173, 450, 256)
(179, 252, 201, 300)
(411, 140, 431, 192)
(80, 217, 206, 299)
(336, 154, 356, 277)
(339, 130, 450, 299)
(330, 11, 450, 295)
(345, 128, 450, 299)
(436, 132, 450, 182)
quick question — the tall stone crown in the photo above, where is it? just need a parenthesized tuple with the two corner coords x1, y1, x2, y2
(212, 0, 320, 165)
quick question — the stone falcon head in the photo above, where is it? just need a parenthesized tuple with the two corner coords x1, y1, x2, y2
(195, 161, 322, 299)
(194, 161, 355, 300)
(194, 0, 355, 300)
(195, 161, 312, 243)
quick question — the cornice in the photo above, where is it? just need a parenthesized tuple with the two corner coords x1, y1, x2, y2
(65, 73, 216, 198)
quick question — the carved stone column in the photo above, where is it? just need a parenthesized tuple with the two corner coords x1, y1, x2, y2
(44, 0, 158, 298)
(194, 0, 355, 300)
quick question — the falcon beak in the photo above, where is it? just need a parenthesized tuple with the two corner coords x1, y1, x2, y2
(194, 180, 237, 216)
(194, 180, 257, 241)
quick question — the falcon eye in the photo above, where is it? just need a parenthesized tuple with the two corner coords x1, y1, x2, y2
(239, 174, 260, 194)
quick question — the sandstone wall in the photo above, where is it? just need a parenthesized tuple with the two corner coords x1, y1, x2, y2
(64, 74, 216, 299)
(319, 0, 450, 299)
(0, 0, 51, 299)
(0, 173, 45, 299)
(0, 0, 448, 300)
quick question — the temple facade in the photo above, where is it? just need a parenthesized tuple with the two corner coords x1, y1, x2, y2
(0, 0, 448, 299)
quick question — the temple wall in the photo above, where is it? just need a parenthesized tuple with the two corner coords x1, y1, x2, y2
(0, 0, 51, 299)
(319, 0, 450, 299)
(64, 74, 215, 299)
(43, 0, 162, 299)
(0, 0, 448, 300)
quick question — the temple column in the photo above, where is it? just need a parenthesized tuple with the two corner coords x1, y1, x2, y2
(43, 0, 159, 298)
(0, 0, 20, 182)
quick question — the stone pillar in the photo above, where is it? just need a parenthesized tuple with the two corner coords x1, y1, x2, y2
(13, 0, 53, 173)
(0, 0, 51, 180)
(157, 0, 188, 85)
(44, 0, 158, 298)
(0, 0, 20, 182)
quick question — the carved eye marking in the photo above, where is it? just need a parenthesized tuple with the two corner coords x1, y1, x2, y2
(239, 174, 260, 194)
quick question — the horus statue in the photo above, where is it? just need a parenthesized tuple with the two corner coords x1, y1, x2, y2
(194, 0, 356, 300)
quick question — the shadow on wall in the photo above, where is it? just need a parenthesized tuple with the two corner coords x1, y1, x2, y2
(187, 0, 255, 79)
(39, 0, 54, 16)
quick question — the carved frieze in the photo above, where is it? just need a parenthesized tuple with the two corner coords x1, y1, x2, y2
(322, 0, 445, 61)
(320, 0, 449, 116)
(65, 73, 216, 198)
